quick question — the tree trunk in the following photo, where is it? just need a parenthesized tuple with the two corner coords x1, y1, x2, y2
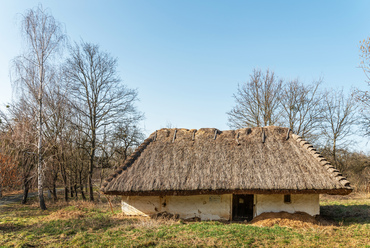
(37, 71, 46, 210)
(74, 184, 78, 199)
(22, 181, 29, 204)
(0, 184, 2, 198)
(79, 171, 86, 200)
(52, 183, 57, 202)
(64, 186, 68, 202)
(61, 165, 68, 202)
(88, 167, 94, 201)
(332, 139, 337, 169)
(70, 186, 74, 198)
(74, 172, 78, 199)
(80, 185, 86, 200)
(51, 164, 58, 202)
(88, 133, 95, 201)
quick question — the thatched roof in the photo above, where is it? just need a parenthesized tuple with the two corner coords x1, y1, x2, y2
(101, 126, 352, 196)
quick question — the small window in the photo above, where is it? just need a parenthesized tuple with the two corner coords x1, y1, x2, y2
(284, 194, 291, 203)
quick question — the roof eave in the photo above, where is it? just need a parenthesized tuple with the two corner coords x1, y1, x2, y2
(102, 188, 353, 197)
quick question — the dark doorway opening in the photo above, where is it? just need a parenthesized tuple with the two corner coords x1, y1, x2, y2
(232, 194, 254, 221)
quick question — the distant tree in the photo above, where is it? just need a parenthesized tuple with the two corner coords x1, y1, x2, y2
(111, 123, 145, 165)
(358, 37, 370, 136)
(70, 125, 89, 201)
(0, 101, 38, 204)
(320, 90, 358, 170)
(0, 153, 20, 198)
(320, 147, 370, 191)
(280, 79, 324, 140)
(11, 5, 66, 210)
(227, 69, 283, 128)
(64, 41, 143, 201)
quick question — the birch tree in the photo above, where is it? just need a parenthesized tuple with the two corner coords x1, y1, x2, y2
(12, 5, 66, 209)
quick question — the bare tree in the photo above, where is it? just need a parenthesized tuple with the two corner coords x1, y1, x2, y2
(0, 101, 38, 204)
(280, 79, 324, 140)
(11, 5, 66, 210)
(42, 78, 70, 201)
(227, 69, 283, 128)
(111, 123, 144, 165)
(358, 37, 370, 136)
(64, 41, 143, 201)
(320, 90, 358, 170)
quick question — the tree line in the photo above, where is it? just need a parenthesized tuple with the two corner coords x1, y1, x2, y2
(227, 68, 369, 191)
(0, 6, 144, 208)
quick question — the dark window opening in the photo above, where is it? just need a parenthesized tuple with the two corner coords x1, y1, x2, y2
(284, 194, 291, 203)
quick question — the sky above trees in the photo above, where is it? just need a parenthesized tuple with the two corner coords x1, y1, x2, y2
(0, 0, 369, 151)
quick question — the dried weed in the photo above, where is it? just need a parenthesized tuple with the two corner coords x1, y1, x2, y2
(45, 209, 85, 220)
(112, 213, 180, 229)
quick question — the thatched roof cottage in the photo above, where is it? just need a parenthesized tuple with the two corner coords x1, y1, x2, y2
(101, 126, 352, 221)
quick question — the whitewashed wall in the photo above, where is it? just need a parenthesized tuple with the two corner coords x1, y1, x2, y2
(254, 194, 320, 216)
(121, 193, 320, 220)
(122, 194, 232, 220)
(166, 194, 231, 220)
(121, 196, 161, 216)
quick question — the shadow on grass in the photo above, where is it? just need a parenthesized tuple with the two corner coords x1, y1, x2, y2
(0, 223, 25, 233)
(320, 204, 370, 224)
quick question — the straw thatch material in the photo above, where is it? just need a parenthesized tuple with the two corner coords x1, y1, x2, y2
(101, 126, 352, 196)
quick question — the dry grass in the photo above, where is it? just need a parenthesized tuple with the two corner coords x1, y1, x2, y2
(29, 199, 97, 210)
(45, 209, 85, 220)
(112, 213, 181, 229)
(0, 189, 24, 197)
(321, 191, 370, 201)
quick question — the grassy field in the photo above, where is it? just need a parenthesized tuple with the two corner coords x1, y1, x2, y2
(0, 193, 369, 247)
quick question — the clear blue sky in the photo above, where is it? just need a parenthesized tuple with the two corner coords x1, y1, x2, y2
(0, 1, 369, 150)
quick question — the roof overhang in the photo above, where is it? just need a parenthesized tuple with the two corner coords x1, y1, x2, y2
(102, 188, 352, 196)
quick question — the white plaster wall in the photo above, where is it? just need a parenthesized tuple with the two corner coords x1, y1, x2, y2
(121, 194, 232, 220)
(121, 196, 161, 216)
(255, 194, 319, 216)
(166, 194, 231, 221)
(122, 193, 320, 220)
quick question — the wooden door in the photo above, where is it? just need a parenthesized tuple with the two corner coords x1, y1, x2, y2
(232, 194, 254, 221)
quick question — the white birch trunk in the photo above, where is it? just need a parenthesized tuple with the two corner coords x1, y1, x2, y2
(38, 66, 46, 210)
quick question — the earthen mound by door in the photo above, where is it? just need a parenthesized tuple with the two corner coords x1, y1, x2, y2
(250, 211, 336, 228)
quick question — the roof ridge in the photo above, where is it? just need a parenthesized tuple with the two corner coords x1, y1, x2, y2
(290, 133, 352, 189)
(100, 134, 155, 191)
